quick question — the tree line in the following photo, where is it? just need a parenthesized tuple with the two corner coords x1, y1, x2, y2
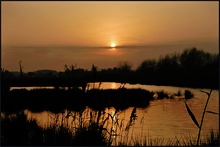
(1, 47, 219, 89)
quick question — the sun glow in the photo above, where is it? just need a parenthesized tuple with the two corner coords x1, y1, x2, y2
(111, 43, 116, 48)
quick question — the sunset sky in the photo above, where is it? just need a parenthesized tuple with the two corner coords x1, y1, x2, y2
(1, 1, 219, 71)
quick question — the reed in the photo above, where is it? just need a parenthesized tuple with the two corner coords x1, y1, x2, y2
(42, 123, 73, 145)
(184, 89, 218, 146)
(1, 109, 218, 146)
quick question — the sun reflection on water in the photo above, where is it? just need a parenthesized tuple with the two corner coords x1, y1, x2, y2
(111, 82, 117, 89)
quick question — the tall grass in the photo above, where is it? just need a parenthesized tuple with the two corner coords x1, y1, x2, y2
(1, 107, 137, 146)
(1, 112, 44, 145)
(1, 108, 218, 146)
(201, 129, 219, 146)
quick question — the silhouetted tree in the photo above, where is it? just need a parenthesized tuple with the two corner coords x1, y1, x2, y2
(1, 68, 5, 77)
(64, 64, 76, 78)
(19, 60, 24, 78)
(137, 59, 157, 73)
(117, 61, 132, 83)
(118, 61, 132, 73)
(135, 47, 218, 88)
(180, 47, 209, 72)
(157, 53, 180, 83)
(91, 64, 98, 88)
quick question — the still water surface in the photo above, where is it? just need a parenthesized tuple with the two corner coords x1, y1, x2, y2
(15, 82, 218, 142)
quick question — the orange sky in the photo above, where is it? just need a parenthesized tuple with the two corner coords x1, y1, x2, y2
(1, 1, 219, 71)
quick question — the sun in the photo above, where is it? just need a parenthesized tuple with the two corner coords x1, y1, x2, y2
(111, 43, 116, 48)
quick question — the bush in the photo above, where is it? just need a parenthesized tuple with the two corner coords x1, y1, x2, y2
(184, 90, 194, 99)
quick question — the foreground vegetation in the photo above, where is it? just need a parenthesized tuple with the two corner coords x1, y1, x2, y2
(1, 110, 219, 146)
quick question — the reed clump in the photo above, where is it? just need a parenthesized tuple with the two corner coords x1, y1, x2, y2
(200, 129, 219, 146)
(184, 90, 194, 99)
(72, 122, 109, 146)
(155, 90, 170, 99)
(1, 107, 218, 146)
(1, 112, 44, 146)
(171, 90, 183, 99)
(1, 107, 140, 146)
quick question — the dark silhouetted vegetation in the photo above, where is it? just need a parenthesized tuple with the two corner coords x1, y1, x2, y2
(184, 90, 194, 99)
(1, 112, 44, 146)
(184, 89, 219, 146)
(1, 107, 138, 146)
(1, 87, 155, 114)
(135, 48, 218, 89)
(2, 48, 218, 91)
(155, 90, 170, 99)
(19, 60, 24, 78)
(1, 109, 218, 146)
(1, 86, 196, 114)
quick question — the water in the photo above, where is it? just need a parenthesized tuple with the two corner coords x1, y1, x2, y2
(15, 82, 219, 144)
